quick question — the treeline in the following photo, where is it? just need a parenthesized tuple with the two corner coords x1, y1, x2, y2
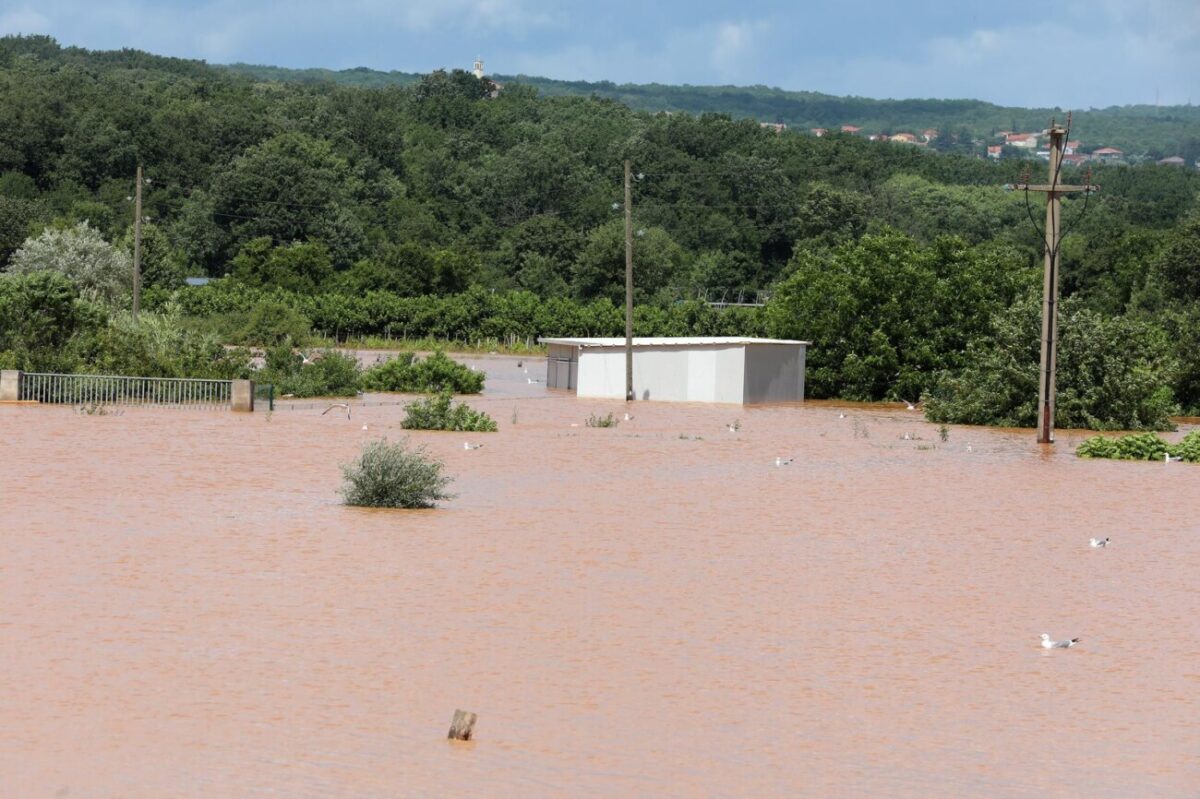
(2, 35, 1199, 429)
(221, 62, 1200, 159)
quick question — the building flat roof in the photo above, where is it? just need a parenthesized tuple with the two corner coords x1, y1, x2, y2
(539, 336, 809, 348)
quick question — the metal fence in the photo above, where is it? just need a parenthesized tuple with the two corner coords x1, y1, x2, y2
(19, 372, 235, 409)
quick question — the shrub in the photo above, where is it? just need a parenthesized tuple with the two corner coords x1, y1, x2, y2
(233, 297, 312, 346)
(1076, 430, 1199, 462)
(585, 412, 618, 428)
(260, 342, 361, 397)
(6, 221, 131, 306)
(360, 350, 484, 394)
(340, 438, 454, 508)
(401, 392, 498, 432)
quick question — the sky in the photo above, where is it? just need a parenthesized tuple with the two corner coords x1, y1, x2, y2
(1, 0, 1197, 108)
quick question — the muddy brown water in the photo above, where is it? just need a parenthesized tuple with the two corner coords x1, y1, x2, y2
(3, 356, 1198, 798)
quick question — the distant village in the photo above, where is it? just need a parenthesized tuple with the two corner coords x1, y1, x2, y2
(759, 122, 1197, 169)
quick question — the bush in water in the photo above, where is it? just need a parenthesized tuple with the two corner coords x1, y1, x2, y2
(340, 438, 454, 508)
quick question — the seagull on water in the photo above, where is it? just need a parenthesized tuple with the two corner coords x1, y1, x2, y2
(322, 403, 351, 419)
(902, 399, 919, 411)
(1040, 634, 1080, 649)
(1165, 453, 1182, 463)
(464, 442, 484, 450)
(1090, 537, 1110, 548)
(838, 412, 847, 419)
(623, 412, 633, 421)
(775, 457, 794, 467)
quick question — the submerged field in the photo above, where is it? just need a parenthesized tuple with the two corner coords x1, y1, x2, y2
(3, 356, 1198, 798)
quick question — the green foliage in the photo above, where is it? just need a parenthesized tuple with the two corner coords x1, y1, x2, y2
(1077, 430, 1199, 462)
(259, 344, 360, 397)
(233, 297, 313, 346)
(585, 412, 619, 428)
(360, 351, 484, 394)
(340, 438, 454, 509)
(5, 221, 131, 305)
(400, 391, 498, 432)
(924, 296, 1179, 431)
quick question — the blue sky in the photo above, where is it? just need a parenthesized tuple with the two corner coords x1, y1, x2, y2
(1, 0, 1197, 108)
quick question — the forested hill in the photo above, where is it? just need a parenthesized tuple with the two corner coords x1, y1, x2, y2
(219, 63, 1200, 159)
(3, 35, 1200, 426)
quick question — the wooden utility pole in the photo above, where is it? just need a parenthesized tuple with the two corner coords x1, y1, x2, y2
(1011, 119, 1095, 443)
(132, 164, 143, 321)
(623, 159, 634, 402)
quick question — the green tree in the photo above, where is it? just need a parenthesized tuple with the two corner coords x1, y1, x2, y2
(5, 221, 131, 305)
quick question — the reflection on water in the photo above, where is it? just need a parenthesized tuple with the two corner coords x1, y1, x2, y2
(3, 357, 1198, 798)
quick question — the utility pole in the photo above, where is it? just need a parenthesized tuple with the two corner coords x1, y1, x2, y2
(1011, 117, 1096, 443)
(624, 159, 634, 402)
(133, 164, 143, 321)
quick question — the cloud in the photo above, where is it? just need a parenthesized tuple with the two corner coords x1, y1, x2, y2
(0, 6, 52, 34)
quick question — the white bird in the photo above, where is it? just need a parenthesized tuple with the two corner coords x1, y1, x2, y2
(527, 377, 542, 384)
(902, 399, 918, 411)
(623, 412, 633, 421)
(902, 432, 912, 440)
(1165, 453, 1182, 463)
(362, 424, 369, 431)
(1089, 537, 1110, 548)
(464, 442, 484, 450)
(775, 457, 793, 467)
(838, 412, 847, 419)
(726, 424, 737, 433)
(966, 444, 973, 453)
(322, 403, 351, 419)
(1040, 633, 1080, 649)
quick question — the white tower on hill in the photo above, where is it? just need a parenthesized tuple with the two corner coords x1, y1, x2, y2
(472, 58, 484, 79)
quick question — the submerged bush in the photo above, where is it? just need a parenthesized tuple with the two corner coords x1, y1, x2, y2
(259, 342, 360, 397)
(401, 391, 498, 432)
(1076, 430, 1200, 462)
(585, 412, 618, 428)
(360, 350, 484, 394)
(340, 438, 454, 508)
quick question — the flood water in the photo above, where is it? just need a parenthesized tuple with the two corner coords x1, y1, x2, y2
(3, 355, 1199, 798)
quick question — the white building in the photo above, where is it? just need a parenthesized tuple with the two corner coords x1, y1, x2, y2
(539, 337, 809, 404)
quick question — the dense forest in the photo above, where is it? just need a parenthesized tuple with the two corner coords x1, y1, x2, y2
(219, 63, 1200, 160)
(2, 35, 1199, 428)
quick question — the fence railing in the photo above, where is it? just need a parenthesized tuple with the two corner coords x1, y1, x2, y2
(18, 372, 235, 409)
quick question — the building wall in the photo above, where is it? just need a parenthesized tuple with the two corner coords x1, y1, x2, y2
(574, 344, 750, 403)
(743, 344, 806, 403)
(545, 343, 578, 389)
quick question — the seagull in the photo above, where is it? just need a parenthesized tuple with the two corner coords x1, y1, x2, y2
(902, 399, 919, 411)
(1165, 453, 1182, 463)
(362, 424, 369, 431)
(838, 412, 847, 419)
(464, 442, 484, 450)
(775, 457, 794, 467)
(1040, 634, 1080, 649)
(527, 377, 542, 384)
(1089, 537, 1110, 548)
(322, 403, 351, 419)
(902, 432, 912, 440)
(966, 444, 973, 453)
(623, 412, 633, 421)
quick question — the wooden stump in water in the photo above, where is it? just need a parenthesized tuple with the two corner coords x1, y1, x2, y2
(447, 709, 477, 741)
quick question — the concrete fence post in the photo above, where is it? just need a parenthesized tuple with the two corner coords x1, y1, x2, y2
(0, 370, 21, 402)
(231, 379, 255, 412)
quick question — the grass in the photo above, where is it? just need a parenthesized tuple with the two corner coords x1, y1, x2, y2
(585, 412, 619, 428)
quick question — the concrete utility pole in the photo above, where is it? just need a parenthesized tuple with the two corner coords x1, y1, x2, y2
(132, 164, 143, 321)
(624, 159, 634, 402)
(1011, 118, 1096, 443)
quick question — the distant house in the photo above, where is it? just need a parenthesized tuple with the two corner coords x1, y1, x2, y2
(1092, 147, 1124, 162)
(889, 132, 919, 144)
(810, 127, 828, 137)
(840, 125, 862, 134)
(922, 129, 938, 141)
(1158, 156, 1186, 167)
(1006, 133, 1039, 149)
(1062, 154, 1089, 166)
(760, 122, 787, 133)
(987, 145, 1002, 160)
(1064, 140, 1081, 155)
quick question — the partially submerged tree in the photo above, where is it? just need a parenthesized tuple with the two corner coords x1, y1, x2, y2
(341, 438, 453, 509)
